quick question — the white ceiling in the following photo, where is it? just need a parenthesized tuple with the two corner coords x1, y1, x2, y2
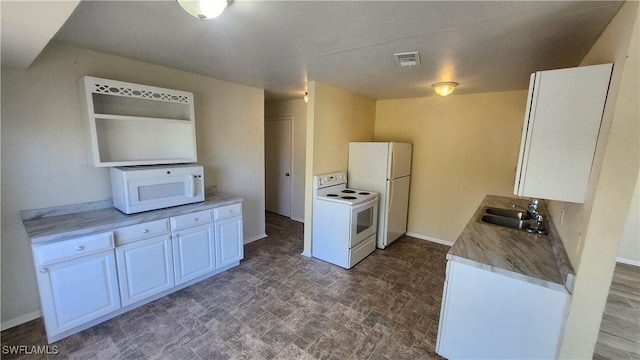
(42, 1, 625, 100)
(0, 1, 79, 69)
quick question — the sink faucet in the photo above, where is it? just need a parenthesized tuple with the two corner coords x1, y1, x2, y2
(527, 199, 545, 232)
(527, 199, 539, 218)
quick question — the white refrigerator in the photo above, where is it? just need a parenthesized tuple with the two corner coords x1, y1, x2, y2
(348, 142, 412, 249)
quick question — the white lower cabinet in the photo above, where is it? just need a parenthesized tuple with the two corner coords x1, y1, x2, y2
(35, 244, 121, 337)
(215, 216, 244, 268)
(116, 235, 174, 306)
(436, 260, 569, 359)
(30, 202, 244, 343)
(172, 223, 216, 285)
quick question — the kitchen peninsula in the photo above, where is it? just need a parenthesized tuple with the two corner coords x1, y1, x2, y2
(436, 194, 574, 359)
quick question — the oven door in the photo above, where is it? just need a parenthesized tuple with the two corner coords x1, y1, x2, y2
(350, 197, 378, 248)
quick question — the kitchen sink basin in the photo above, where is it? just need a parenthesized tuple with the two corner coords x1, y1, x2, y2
(484, 207, 531, 220)
(481, 215, 527, 230)
(479, 207, 547, 234)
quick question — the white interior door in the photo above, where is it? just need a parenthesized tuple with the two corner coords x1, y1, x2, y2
(265, 118, 292, 217)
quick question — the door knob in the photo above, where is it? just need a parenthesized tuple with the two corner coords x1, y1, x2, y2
(285, 173, 290, 177)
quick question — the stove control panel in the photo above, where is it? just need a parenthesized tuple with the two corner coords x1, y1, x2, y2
(315, 172, 347, 189)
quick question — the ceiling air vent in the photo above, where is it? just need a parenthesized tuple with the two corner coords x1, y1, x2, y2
(394, 52, 421, 67)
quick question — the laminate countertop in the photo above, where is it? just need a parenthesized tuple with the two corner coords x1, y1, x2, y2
(448, 195, 575, 293)
(22, 192, 243, 244)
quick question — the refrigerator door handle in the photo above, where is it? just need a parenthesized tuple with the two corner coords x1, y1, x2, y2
(390, 145, 395, 180)
(389, 180, 394, 208)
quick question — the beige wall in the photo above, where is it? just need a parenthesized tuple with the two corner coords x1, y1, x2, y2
(1, 42, 266, 326)
(302, 81, 376, 255)
(264, 99, 307, 222)
(311, 82, 376, 174)
(548, 1, 639, 269)
(618, 173, 639, 264)
(375, 91, 528, 242)
(555, 2, 640, 358)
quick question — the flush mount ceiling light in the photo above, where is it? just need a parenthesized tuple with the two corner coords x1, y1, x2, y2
(432, 82, 459, 96)
(177, 0, 228, 20)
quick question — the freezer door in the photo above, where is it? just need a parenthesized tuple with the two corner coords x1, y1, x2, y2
(348, 142, 390, 191)
(385, 176, 411, 247)
(389, 143, 412, 179)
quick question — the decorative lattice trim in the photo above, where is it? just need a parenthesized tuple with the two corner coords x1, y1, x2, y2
(93, 83, 190, 104)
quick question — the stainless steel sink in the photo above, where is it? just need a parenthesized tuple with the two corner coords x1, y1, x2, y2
(479, 207, 547, 234)
(484, 207, 531, 220)
(481, 214, 527, 230)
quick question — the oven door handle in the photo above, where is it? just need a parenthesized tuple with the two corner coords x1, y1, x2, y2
(355, 197, 379, 211)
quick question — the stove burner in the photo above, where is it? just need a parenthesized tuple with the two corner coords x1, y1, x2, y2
(341, 190, 356, 194)
(326, 194, 339, 197)
(358, 192, 370, 195)
(341, 196, 357, 200)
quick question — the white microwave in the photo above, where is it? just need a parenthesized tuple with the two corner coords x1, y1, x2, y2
(110, 164, 204, 214)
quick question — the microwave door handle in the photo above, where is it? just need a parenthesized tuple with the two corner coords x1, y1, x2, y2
(188, 175, 196, 197)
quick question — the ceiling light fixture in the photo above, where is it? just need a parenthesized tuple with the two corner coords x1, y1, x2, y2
(304, 92, 308, 103)
(432, 82, 458, 96)
(177, 0, 228, 20)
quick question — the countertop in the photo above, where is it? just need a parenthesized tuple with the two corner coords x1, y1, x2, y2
(22, 192, 243, 244)
(448, 195, 575, 293)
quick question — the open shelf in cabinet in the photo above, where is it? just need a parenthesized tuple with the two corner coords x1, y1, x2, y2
(78, 76, 197, 167)
(94, 118, 196, 166)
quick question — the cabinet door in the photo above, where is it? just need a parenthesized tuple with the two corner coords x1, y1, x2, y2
(172, 223, 215, 285)
(36, 251, 120, 335)
(116, 235, 174, 307)
(436, 261, 568, 359)
(215, 216, 244, 268)
(514, 64, 612, 203)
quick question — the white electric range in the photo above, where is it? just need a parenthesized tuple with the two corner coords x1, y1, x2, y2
(312, 171, 378, 269)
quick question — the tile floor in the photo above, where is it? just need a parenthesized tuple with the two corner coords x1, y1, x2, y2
(594, 263, 640, 360)
(1, 213, 449, 359)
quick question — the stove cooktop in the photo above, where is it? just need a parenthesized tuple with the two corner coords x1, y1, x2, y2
(316, 188, 378, 205)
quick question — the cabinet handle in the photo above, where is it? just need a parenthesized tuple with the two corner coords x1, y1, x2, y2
(40, 268, 48, 273)
(76, 246, 84, 251)
(143, 229, 149, 233)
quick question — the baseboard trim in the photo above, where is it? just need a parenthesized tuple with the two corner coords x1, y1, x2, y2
(616, 257, 640, 267)
(405, 232, 454, 247)
(301, 250, 312, 257)
(290, 216, 304, 223)
(1, 310, 41, 331)
(244, 233, 267, 244)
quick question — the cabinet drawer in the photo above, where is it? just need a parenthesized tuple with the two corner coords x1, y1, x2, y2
(33, 232, 114, 266)
(213, 203, 242, 221)
(114, 219, 170, 246)
(171, 209, 213, 231)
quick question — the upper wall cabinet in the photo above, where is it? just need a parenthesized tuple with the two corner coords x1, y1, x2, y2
(78, 76, 197, 167)
(514, 64, 613, 203)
